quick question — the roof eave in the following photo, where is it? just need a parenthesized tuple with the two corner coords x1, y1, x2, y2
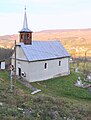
(28, 56, 70, 62)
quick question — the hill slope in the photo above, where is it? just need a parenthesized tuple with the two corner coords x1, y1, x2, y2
(0, 29, 91, 56)
(0, 70, 91, 120)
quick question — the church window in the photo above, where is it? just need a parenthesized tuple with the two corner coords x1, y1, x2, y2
(44, 63, 47, 69)
(59, 61, 61, 66)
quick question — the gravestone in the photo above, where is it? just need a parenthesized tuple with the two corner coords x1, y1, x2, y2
(75, 68, 79, 73)
(87, 74, 91, 82)
(75, 77, 83, 87)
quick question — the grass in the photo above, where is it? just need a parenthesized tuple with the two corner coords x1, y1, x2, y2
(31, 71, 91, 100)
(0, 70, 91, 120)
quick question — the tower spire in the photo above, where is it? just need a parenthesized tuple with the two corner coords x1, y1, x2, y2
(23, 7, 28, 30)
(20, 7, 32, 32)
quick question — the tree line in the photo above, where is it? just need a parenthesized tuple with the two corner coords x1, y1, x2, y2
(0, 48, 14, 68)
(0, 47, 13, 61)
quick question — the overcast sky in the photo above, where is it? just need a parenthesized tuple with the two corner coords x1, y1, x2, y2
(0, 0, 91, 35)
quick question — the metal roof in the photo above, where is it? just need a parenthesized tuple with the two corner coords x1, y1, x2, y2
(17, 41, 70, 61)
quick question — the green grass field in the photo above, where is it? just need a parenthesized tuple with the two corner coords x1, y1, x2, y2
(0, 70, 91, 120)
(32, 72, 91, 100)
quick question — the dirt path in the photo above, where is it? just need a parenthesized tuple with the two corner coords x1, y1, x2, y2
(17, 77, 37, 92)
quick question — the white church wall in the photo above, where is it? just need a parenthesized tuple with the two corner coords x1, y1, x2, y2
(27, 58, 70, 82)
(16, 46, 27, 59)
(11, 57, 70, 82)
(12, 46, 26, 60)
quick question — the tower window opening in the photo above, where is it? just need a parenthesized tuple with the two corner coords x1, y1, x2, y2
(27, 34, 29, 39)
(21, 34, 23, 39)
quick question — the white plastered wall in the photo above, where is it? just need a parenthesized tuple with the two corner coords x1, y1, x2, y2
(26, 58, 70, 82)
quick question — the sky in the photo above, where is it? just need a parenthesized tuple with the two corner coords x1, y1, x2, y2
(0, 0, 91, 35)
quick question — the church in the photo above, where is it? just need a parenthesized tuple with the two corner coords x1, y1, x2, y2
(11, 8, 70, 82)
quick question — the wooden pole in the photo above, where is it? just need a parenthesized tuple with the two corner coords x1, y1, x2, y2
(14, 40, 16, 85)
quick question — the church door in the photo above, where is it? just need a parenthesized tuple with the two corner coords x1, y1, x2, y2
(18, 68, 21, 77)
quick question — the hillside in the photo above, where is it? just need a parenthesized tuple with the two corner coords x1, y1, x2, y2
(33, 29, 91, 57)
(0, 70, 91, 120)
(0, 28, 91, 57)
(0, 34, 18, 48)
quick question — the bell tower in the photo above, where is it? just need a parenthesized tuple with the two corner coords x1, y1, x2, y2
(19, 8, 32, 45)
